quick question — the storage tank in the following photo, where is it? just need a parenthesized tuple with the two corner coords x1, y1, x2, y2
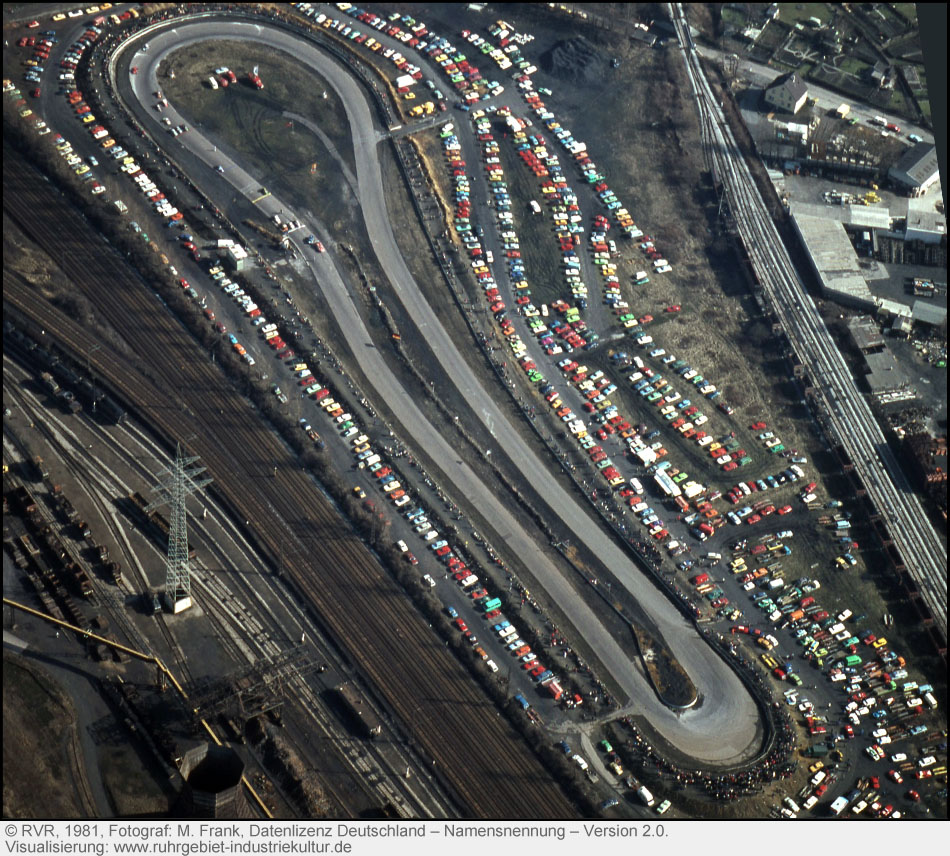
(177, 743, 248, 818)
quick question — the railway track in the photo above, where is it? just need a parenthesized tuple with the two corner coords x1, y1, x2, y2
(3, 148, 577, 819)
(672, 5, 947, 639)
(5, 359, 448, 816)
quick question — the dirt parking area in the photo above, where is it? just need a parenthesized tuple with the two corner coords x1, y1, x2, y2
(3, 653, 93, 818)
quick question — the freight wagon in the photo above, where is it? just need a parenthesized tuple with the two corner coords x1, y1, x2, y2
(333, 682, 382, 738)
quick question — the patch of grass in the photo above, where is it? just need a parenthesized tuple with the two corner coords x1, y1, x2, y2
(161, 39, 354, 175)
(888, 90, 906, 113)
(778, 3, 830, 28)
(837, 56, 871, 77)
(492, 123, 571, 310)
(720, 7, 748, 29)
(892, 3, 918, 25)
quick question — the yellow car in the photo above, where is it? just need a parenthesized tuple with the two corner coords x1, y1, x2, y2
(101, 138, 116, 148)
(52, 12, 67, 21)
(74, 164, 90, 176)
(403, 92, 415, 100)
(19, 107, 33, 118)
(81, 113, 96, 123)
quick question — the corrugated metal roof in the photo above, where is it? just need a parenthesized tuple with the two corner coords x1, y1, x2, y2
(911, 300, 947, 326)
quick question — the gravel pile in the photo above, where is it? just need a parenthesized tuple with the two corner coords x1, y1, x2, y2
(540, 35, 606, 85)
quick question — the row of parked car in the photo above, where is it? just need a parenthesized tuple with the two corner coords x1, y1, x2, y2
(18, 25, 58, 93)
(503, 60, 646, 244)
(440, 119, 532, 373)
(5, 79, 53, 139)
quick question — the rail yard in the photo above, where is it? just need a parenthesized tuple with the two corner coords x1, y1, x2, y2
(3, 1, 946, 826)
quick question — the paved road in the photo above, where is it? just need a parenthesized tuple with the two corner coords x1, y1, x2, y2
(118, 17, 762, 764)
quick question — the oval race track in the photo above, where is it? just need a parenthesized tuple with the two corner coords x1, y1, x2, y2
(106, 14, 772, 765)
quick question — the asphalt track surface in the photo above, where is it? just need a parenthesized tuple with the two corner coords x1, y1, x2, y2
(117, 16, 766, 764)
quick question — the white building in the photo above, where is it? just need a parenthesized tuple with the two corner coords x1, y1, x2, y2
(764, 72, 808, 115)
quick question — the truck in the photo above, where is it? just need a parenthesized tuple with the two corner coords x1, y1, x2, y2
(803, 743, 829, 757)
(829, 796, 849, 816)
(31, 456, 49, 481)
(636, 786, 655, 807)
(40, 372, 60, 394)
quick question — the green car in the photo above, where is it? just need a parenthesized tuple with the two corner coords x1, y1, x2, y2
(599, 740, 613, 753)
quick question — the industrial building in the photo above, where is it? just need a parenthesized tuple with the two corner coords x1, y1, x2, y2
(888, 142, 940, 196)
(864, 350, 914, 402)
(848, 315, 885, 353)
(911, 300, 948, 331)
(789, 204, 876, 310)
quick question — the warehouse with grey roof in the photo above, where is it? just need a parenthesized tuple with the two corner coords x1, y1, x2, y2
(888, 142, 940, 196)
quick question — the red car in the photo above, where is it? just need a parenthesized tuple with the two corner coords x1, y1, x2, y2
(405, 552, 418, 565)
(638, 314, 653, 324)
(777, 505, 793, 515)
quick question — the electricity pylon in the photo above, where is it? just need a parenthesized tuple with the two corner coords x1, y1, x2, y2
(146, 442, 212, 613)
